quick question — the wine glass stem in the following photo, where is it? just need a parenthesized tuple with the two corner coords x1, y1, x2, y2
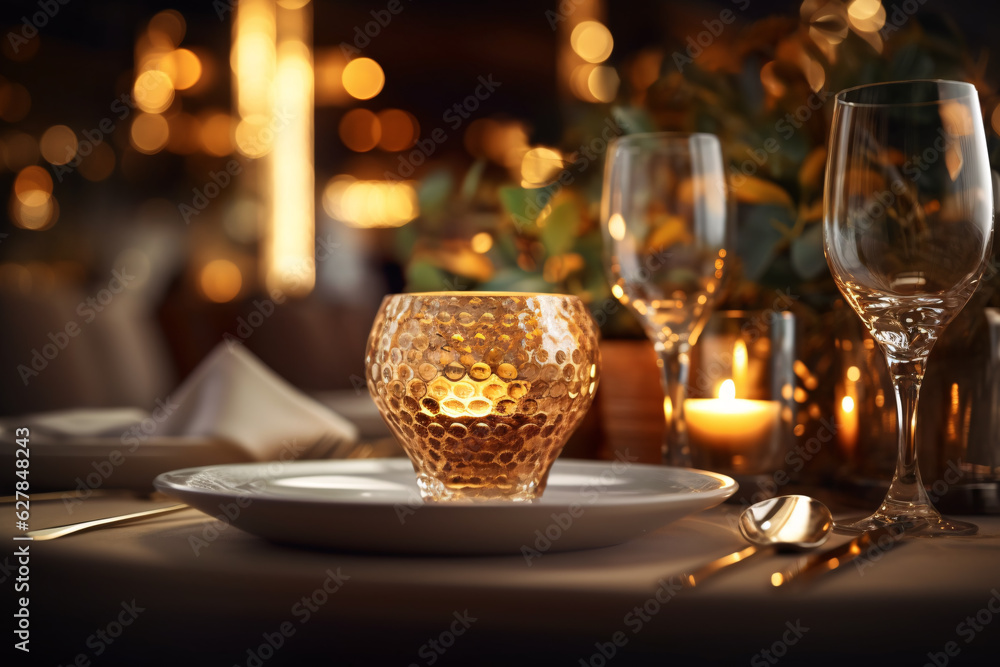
(656, 344, 691, 467)
(883, 360, 935, 516)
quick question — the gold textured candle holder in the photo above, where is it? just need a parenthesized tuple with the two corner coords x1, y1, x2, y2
(366, 292, 600, 502)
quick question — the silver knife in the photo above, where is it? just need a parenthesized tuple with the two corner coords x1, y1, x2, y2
(770, 524, 908, 587)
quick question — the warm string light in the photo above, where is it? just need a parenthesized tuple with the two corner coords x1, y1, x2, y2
(230, 0, 315, 296)
(556, 0, 619, 103)
(321, 176, 418, 229)
(233, 0, 275, 124)
(264, 0, 315, 296)
(131, 10, 204, 155)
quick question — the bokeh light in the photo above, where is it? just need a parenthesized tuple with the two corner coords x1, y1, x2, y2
(848, 0, 882, 20)
(847, 0, 885, 31)
(520, 147, 564, 186)
(40, 125, 79, 166)
(158, 48, 203, 90)
(321, 175, 355, 218)
(608, 214, 626, 242)
(314, 49, 348, 105)
(339, 109, 381, 152)
(571, 21, 614, 63)
(14, 166, 52, 206)
(134, 70, 175, 113)
(322, 176, 418, 228)
(471, 119, 529, 167)
(570, 64, 599, 102)
(377, 109, 419, 151)
(342, 58, 384, 100)
(587, 65, 620, 102)
(148, 9, 186, 49)
(235, 115, 274, 158)
(471, 232, 493, 254)
(130, 113, 170, 154)
(991, 104, 1000, 136)
(199, 111, 235, 157)
(199, 259, 243, 303)
(10, 187, 57, 231)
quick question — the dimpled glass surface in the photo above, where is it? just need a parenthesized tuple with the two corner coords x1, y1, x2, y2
(366, 292, 601, 501)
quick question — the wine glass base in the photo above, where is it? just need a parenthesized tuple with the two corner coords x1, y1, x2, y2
(834, 512, 977, 536)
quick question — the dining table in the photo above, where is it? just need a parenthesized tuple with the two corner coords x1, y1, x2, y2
(7, 471, 1000, 667)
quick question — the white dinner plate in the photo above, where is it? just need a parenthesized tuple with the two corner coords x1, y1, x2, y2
(154, 459, 737, 554)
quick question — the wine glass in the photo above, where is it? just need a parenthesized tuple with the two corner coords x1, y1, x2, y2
(824, 80, 994, 535)
(601, 133, 735, 466)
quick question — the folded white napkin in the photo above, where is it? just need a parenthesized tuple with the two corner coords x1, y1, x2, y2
(148, 343, 358, 459)
(8, 343, 358, 461)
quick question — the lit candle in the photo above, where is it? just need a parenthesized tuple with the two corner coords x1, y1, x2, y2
(686, 379, 781, 468)
(732, 339, 748, 395)
(837, 366, 860, 454)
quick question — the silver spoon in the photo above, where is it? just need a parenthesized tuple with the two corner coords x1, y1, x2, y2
(684, 494, 834, 586)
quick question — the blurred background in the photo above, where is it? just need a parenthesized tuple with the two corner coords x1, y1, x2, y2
(2, 0, 1000, 476)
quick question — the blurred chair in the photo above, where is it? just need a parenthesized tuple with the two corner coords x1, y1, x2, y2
(0, 287, 173, 416)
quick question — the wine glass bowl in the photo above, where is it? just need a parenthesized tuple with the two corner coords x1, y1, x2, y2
(602, 133, 734, 465)
(824, 80, 994, 534)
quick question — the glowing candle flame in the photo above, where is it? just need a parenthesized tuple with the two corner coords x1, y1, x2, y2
(719, 379, 736, 400)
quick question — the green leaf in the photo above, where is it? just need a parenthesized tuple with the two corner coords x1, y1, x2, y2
(610, 106, 655, 135)
(493, 229, 520, 265)
(406, 259, 449, 292)
(480, 268, 551, 294)
(889, 43, 936, 82)
(392, 223, 418, 262)
(737, 205, 790, 281)
(790, 223, 828, 281)
(498, 185, 558, 229)
(540, 202, 580, 256)
(460, 160, 486, 202)
(758, 254, 801, 290)
(417, 170, 454, 219)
